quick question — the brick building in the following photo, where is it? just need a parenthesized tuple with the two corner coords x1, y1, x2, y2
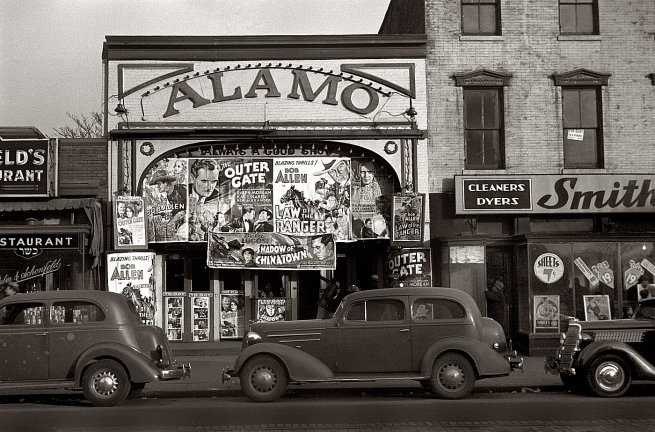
(381, 0, 655, 354)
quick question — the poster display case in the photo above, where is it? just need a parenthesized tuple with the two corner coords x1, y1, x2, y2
(164, 293, 185, 341)
(190, 293, 211, 342)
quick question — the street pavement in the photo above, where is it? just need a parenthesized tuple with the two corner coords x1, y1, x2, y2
(144, 344, 563, 398)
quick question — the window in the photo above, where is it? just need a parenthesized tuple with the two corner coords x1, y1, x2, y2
(0, 303, 45, 326)
(462, 0, 500, 35)
(553, 69, 610, 169)
(50, 301, 105, 324)
(463, 88, 504, 169)
(559, 0, 598, 35)
(345, 300, 405, 322)
(412, 299, 466, 321)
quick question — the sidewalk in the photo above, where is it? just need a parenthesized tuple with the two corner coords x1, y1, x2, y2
(145, 350, 563, 398)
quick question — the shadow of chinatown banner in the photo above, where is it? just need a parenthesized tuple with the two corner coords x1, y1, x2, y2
(207, 232, 336, 270)
(385, 247, 432, 288)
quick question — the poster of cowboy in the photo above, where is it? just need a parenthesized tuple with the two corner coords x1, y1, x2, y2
(351, 159, 393, 240)
(107, 252, 156, 325)
(143, 159, 188, 243)
(385, 248, 432, 287)
(114, 195, 147, 249)
(273, 157, 352, 241)
(392, 193, 425, 243)
(207, 232, 336, 270)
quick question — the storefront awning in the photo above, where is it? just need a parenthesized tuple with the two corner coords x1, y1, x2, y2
(0, 197, 98, 212)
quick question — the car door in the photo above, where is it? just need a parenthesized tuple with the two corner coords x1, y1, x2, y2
(0, 301, 48, 381)
(47, 300, 107, 379)
(335, 297, 411, 374)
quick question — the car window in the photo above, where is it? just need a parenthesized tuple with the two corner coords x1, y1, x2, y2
(0, 303, 45, 326)
(634, 303, 655, 320)
(412, 298, 466, 321)
(345, 300, 405, 322)
(50, 301, 105, 324)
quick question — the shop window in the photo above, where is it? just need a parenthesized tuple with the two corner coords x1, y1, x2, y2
(462, 0, 501, 35)
(559, 0, 598, 35)
(553, 69, 610, 169)
(165, 258, 185, 292)
(454, 70, 511, 170)
(191, 258, 211, 292)
(50, 301, 104, 324)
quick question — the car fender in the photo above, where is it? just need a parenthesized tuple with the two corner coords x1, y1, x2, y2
(233, 343, 334, 381)
(74, 342, 161, 385)
(577, 340, 655, 379)
(419, 336, 511, 378)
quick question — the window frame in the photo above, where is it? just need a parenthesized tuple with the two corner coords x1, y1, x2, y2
(559, 0, 599, 36)
(461, 0, 501, 36)
(453, 70, 512, 170)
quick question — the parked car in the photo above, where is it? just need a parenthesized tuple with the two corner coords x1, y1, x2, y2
(0, 290, 190, 406)
(223, 287, 522, 402)
(545, 297, 655, 397)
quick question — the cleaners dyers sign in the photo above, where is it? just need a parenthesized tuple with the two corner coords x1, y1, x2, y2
(455, 175, 655, 214)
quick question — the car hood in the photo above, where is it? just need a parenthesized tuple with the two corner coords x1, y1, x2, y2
(578, 318, 655, 331)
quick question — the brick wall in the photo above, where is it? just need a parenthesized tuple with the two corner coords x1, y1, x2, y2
(58, 138, 108, 199)
(424, 0, 655, 193)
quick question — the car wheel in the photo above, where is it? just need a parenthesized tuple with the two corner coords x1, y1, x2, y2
(240, 355, 288, 403)
(430, 353, 475, 399)
(585, 354, 631, 397)
(82, 360, 131, 407)
(128, 382, 146, 398)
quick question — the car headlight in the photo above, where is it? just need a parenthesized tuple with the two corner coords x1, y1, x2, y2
(243, 331, 262, 348)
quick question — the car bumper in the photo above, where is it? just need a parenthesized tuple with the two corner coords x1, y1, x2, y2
(505, 351, 524, 371)
(222, 367, 235, 384)
(160, 362, 192, 380)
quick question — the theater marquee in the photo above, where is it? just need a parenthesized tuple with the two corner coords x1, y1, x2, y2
(455, 174, 655, 214)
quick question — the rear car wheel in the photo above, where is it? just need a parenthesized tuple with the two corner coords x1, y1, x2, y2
(430, 353, 475, 399)
(82, 360, 131, 407)
(240, 355, 288, 402)
(585, 354, 631, 397)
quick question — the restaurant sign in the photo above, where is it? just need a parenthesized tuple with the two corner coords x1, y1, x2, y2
(0, 234, 80, 259)
(0, 139, 52, 197)
(456, 174, 655, 214)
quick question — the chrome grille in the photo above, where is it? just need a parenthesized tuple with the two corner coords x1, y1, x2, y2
(559, 322, 581, 372)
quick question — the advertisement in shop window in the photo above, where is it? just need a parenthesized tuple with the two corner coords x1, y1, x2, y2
(583, 295, 611, 321)
(106, 252, 156, 325)
(256, 298, 287, 322)
(533, 295, 560, 332)
(114, 195, 147, 248)
(385, 247, 431, 288)
(0, 232, 82, 293)
(392, 193, 424, 243)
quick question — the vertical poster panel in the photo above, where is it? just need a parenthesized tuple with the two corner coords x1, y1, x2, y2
(273, 158, 351, 241)
(207, 232, 336, 270)
(219, 292, 245, 339)
(533, 295, 560, 332)
(114, 195, 147, 248)
(392, 193, 424, 243)
(214, 158, 274, 234)
(107, 252, 157, 325)
(583, 295, 611, 321)
(143, 158, 188, 243)
(190, 293, 211, 342)
(164, 293, 185, 341)
(187, 158, 219, 242)
(351, 159, 393, 240)
(385, 248, 432, 287)
(256, 298, 287, 322)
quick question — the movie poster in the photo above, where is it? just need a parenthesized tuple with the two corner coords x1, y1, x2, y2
(107, 252, 156, 325)
(190, 293, 211, 342)
(351, 159, 393, 240)
(143, 159, 188, 243)
(533, 295, 560, 332)
(114, 195, 147, 248)
(165, 294, 184, 341)
(392, 193, 424, 243)
(207, 232, 336, 270)
(220, 292, 245, 339)
(273, 158, 351, 241)
(385, 248, 432, 287)
(256, 298, 287, 322)
(583, 295, 611, 321)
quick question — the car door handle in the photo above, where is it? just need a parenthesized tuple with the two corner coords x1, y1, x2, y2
(34, 332, 47, 336)
(399, 328, 410, 332)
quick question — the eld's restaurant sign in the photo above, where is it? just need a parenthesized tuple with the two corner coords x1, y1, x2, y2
(0, 139, 51, 197)
(456, 175, 655, 214)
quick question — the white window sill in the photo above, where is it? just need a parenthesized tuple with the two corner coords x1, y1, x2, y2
(557, 35, 602, 42)
(459, 35, 504, 42)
